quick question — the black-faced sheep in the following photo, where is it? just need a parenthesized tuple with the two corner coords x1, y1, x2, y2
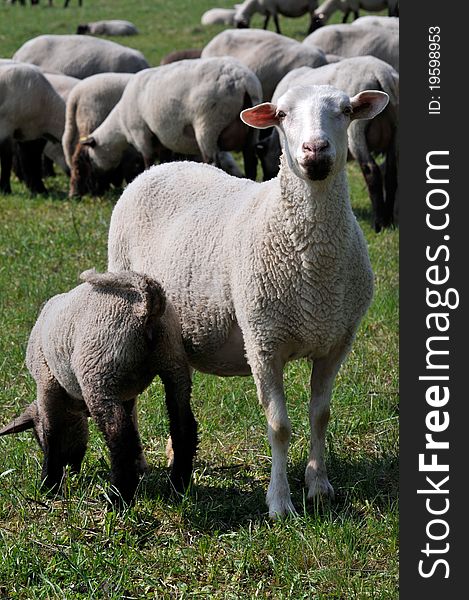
(107, 84, 388, 517)
(76, 20, 139, 36)
(73, 57, 263, 189)
(0, 270, 197, 506)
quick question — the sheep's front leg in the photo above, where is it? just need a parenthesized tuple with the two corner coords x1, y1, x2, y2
(249, 356, 295, 518)
(89, 398, 144, 506)
(306, 346, 347, 502)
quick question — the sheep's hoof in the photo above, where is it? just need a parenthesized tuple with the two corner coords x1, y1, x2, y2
(306, 475, 335, 503)
(266, 482, 298, 519)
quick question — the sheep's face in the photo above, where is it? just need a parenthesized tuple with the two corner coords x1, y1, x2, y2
(241, 85, 389, 183)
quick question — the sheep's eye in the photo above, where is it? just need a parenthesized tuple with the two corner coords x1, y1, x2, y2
(343, 106, 353, 116)
(276, 110, 286, 120)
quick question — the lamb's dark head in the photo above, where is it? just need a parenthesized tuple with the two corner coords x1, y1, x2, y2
(69, 139, 112, 198)
(241, 85, 389, 182)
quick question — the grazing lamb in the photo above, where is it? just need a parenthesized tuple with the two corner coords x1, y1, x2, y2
(201, 29, 327, 101)
(201, 8, 238, 26)
(107, 84, 388, 517)
(0, 270, 197, 505)
(74, 57, 263, 191)
(76, 20, 139, 36)
(12, 35, 149, 79)
(0, 62, 65, 194)
(310, 0, 399, 31)
(234, 0, 319, 35)
(270, 57, 399, 230)
(303, 23, 399, 71)
(63, 72, 144, 197)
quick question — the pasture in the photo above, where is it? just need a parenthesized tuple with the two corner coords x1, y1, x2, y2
(0, 1, 398, 598)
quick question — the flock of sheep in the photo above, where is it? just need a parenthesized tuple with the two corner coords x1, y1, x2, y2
(0, 2, 399, 518)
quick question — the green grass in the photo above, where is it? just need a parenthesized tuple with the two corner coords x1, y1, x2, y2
(0, 2, 398, 598)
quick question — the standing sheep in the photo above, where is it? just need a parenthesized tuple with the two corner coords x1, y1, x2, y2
(0, 62, 65, 194)
(234, 0, 319, 35)
(73, 57, 263, 191)
(310, 0, 399, 31)
(107, 84, 388, 517)
(303, 23, 399, 71)
(12, 35, 149, 79)
(201, 29, 327, 101)
(0, 270, 197, 505)
(270, 56, 399, 230)
(62, 72, 143, 197)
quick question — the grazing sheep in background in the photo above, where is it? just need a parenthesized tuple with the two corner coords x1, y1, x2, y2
(234, 0, 319, 35)
(270, 56, 399, 231)
(63, 72, 144, 197)
(201, 7, 238, 26)
(76, 20, 139, 36)
(303, 22, 399, 71)
(159, 48, 202, 65)
(310, 0, 399, 31)
(201, 29, 327, 101)
(107, 84, 388, 517)
(0, 62, 65, 194)
(12, 35, 149, 79)
(0, 270, 198, 505)
(73, 57, 263, 192)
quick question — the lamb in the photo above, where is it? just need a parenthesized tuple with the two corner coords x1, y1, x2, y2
(310, 0, 399, 31)
(0, 62, 65, 194)
(107, 84, 388, 517)
(0, 269, 198, 505)
(233, 0, 319, 35)
(269, 56, 399, 231)
(201, 29, 327, 101)
(201, 8, 238, 26)
(73, 57, 263, 192)
(12, 34, 149, 79)
(76, 20, 139, 36)
(303, 23, 399, 71)
(63, 72, 144, 197)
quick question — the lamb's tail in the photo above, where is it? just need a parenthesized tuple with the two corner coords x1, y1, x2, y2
(62, 90, 79, 169)
(80, 269, 166, 321)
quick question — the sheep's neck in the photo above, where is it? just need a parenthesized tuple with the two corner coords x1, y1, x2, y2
(94, 109, 128, 170)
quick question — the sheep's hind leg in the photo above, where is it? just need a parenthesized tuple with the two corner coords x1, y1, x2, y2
(247, 350, 295, 518)
(88, 397, 144, 506)
(305, 345, 349, 503)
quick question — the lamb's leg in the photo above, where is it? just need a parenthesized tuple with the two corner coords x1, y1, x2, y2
(342, 9, 351, 22)
(160, 368, 197, 494)
(88, 397, 144, 506)
(273, 14, 282, 34)
(0, 139, 12, 194)
(247, 350, 295, 518)
(305, 345, 348, 502)
(16, 139, 48, 195)
(37, 384, 89, 491)
(263, 14, 271, 30)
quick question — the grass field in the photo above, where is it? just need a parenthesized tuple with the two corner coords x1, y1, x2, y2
(0, 2, 398, 598)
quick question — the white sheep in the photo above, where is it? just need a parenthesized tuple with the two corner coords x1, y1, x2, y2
(270, 56, 399, 231)
(74, 57, 263, 191)
(62, 72, 144, 197)
(0, 62, 65, 194)
(303, 22, 399, 71)
(201, 8, 238, 26)
(0, 269, 198, 505)
(107, 84, 388, 517)
(201, 28, 327, 101)
(12, 34, 149, 79)
(76, 20, 139, 36)
(311, 0, 399, 31)
(234, 0, 319, 34)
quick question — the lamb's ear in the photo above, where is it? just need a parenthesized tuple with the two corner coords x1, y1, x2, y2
(0, 404, 37, 436)
(349, 90, 389, 121)
(79, 135, 96, 148)
(241, 103, 279, 129)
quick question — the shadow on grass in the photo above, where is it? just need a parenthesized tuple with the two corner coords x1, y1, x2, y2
(136, 451, 397, 533)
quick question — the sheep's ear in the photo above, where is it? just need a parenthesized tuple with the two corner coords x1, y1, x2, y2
(0, 405, 36, 436)
(350, 91, 389, 121)
(241, 103, 279, 129)
(79, 135, 96, 148)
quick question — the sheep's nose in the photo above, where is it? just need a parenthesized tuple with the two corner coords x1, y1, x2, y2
(302, 140, 330, 155)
